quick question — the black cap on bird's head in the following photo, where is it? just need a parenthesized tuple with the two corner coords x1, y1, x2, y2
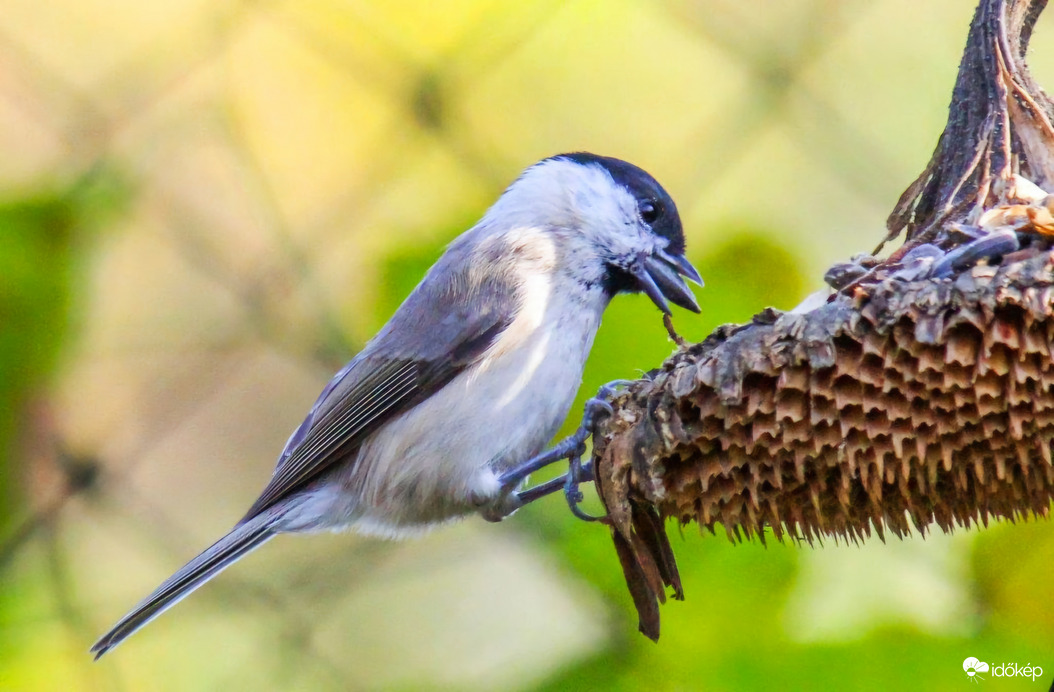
(553, 152, 703, 315)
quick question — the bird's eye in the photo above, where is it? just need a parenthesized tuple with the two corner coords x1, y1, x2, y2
(639, 200, 660, 225)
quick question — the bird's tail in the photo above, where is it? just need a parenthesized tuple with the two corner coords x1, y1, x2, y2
(90, 512, 278, 660)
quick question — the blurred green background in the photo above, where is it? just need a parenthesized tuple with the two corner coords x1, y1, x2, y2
(2, 0, 1054, 689)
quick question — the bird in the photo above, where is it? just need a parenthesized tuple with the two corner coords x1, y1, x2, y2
(90, 152, 702, 658)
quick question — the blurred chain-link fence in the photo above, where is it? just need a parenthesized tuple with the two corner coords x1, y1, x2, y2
(5, 1, 1051, 690)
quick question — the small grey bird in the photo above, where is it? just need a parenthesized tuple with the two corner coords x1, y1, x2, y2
(91, 152, 702, 658)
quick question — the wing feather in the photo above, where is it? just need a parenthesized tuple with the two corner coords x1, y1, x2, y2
(240, 241, 517, 522)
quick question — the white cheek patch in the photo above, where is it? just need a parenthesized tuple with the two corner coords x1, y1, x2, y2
(487, 158, 645, 247)
(562, 163, 662, 263)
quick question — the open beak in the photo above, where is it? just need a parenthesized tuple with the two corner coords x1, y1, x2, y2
(630, 249, 703, 315)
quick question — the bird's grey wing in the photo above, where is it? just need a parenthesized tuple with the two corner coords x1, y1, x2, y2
(240, 255, 517, 521)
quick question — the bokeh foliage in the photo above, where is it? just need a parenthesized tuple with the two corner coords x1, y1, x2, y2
(0, 171, 126, 686)
(3, 1, 1054, 690)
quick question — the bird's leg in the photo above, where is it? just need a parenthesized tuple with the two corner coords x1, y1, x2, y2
(498, 380, 632, 517)
(514, 459, 593, 503)
(512, 459, 603, 521)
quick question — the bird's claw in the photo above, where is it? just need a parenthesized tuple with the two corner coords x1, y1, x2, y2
(503, 379, 631, 519)
(564, 457, 604, 522)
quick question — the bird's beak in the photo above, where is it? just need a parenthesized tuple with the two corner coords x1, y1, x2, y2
(630, 249, 703, 315)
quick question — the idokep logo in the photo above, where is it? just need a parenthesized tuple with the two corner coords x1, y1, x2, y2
(963, 657, 989, 683)
(962, 656, 1044, 683)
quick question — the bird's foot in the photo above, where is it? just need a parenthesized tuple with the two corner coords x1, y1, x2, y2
(562, 455, 603, 522)
(496, 379, 632, 519)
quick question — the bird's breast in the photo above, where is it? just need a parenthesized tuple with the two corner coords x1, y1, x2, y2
(348, 281, 607, 530)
